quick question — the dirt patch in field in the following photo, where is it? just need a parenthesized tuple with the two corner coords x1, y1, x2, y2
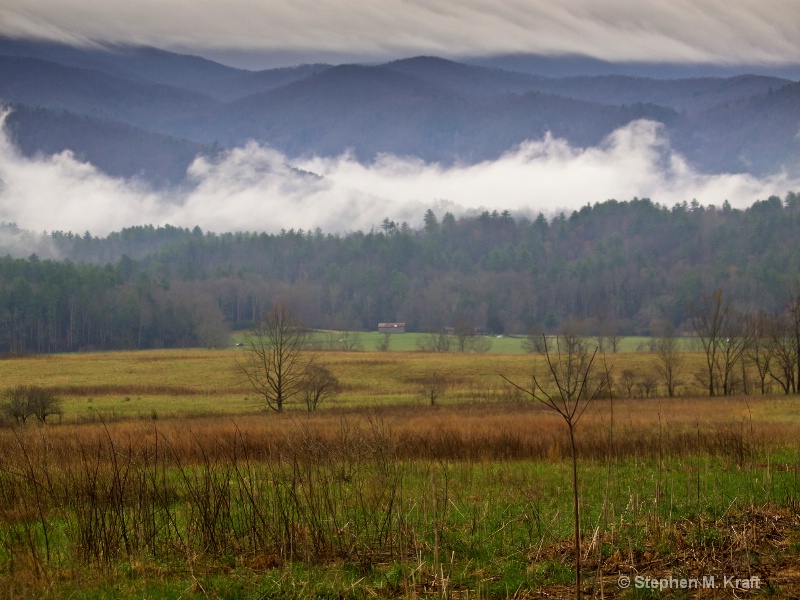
(523, 504, 800, 598)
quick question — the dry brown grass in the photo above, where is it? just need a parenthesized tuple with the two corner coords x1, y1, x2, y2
(1, 395, 792, 468)
(517, 503, 800, 598)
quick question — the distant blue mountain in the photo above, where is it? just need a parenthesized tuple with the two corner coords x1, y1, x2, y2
(465, 53, 800, 80)
(1, 37, 798, 184)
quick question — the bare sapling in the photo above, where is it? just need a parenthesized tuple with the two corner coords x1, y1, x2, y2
(501, 334, 609, 600)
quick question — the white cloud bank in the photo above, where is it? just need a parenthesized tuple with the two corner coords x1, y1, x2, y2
(1, 0, 799, 66)
(0, 115, 797, 237)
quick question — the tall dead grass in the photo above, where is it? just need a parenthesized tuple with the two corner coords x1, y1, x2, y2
(0, 398, 792, 466)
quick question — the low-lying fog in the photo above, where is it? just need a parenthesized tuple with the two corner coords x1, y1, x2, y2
(0, 113, 797, 239)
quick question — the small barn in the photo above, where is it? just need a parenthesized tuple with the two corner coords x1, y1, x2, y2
(378, 322, 406, 334)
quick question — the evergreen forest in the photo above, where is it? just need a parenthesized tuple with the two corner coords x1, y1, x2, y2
(1, 193, 798, 353)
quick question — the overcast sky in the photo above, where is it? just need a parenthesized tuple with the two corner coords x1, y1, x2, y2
(1, 0, 798, 69)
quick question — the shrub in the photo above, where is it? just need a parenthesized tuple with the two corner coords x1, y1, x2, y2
(1, 385, 63, 424)
(1, 386, 30, 424)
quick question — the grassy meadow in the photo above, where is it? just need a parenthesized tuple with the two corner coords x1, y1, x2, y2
(0, 339, 707, 420)
(1, 342, 800, 598)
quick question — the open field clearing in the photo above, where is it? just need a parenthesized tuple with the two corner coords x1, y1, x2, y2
(1, 348, 800, 598)
(0, 348, 719, 419)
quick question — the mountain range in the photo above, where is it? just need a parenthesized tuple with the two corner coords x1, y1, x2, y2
(1, 37, 798, 186)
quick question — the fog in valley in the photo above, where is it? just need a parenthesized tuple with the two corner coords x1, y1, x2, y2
(1, 113, 797, 241)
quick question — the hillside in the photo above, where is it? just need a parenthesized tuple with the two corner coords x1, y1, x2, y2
(214, 63, 681, 161)
(4, 105, 212, 185)
(674, 81, 800, 174)
(0, 55, 219, 135)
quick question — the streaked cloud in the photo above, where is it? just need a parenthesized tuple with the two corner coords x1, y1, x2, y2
(0, 1, 798, 67)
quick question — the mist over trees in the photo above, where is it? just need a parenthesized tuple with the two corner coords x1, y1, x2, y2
(0, 193, 797, 353)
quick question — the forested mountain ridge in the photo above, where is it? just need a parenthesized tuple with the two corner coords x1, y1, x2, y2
(4, 105, 212, 185)
(0, 37, 329, 101)
(1, 39, 798, 354)
(0, 194, 797, 354)
(214, 62, 683, 162)
(1, 38, 798, 184)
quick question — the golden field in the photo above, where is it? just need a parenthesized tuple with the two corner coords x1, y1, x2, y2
(2, 345, 798, 472)
(0, 347, 740, 420)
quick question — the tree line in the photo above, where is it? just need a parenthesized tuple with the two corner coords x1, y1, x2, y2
(689, 289, 800, 396)
(0, 254, 228, 353)
(524, 288, 800, 399)
(0, 193, 797, 352)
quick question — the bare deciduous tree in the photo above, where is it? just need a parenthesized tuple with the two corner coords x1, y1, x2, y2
(767, 314, 798, 394)
(419, 371, 449, 406)
(746, 312, 774, 395)
(416, 330, 451, 352)
(654, 335, 684, 397)
(2, 386, 30, 424)
(27, 386, 63, 423)
(375, 333, 391, 352)
(606, 332, 623, 353)
(594, 334, 606, 353)
(690, 290, 753, 396)
(718, 323, 754, 396)
(453, 317, 476, 353)
(598, 319, 624, 353)
(333, 329, 363, 351)
(691, 290, 728, 396)
(470, 335, 493, 353)
(522, 331, 549, 353)
(237, 302, 313, 413)
(617, 369, 637, 398)
(789, 290, 800, 391)
(321, 329, 363, 351)
(1, 385, 62, 424)
(637, 371, 659, 399)
(450, 315, 493, 353)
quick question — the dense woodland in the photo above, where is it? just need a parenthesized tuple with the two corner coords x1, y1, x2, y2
(0, 193, 799, 353)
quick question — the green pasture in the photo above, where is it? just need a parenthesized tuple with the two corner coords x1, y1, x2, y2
(232, 330, 700, 354)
